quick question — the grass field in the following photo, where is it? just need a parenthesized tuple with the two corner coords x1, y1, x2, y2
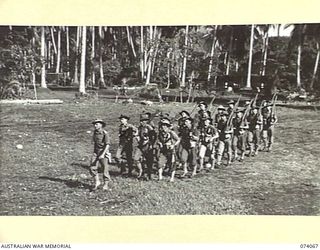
(0, 91, 319, 215)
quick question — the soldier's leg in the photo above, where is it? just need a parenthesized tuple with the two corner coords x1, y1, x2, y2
(169, 153, 176, 182)
(247, 131, 254, 156)
(145, 150, 154, 180)
(198, 144, 206, 171)
(261, 130, 268, 150)
(115, 145, 125, 174)
(232, 136, 238, 161)
(133, 148, 143, 178)
(180, 147, 189, 177)
(89, 153, 101, 190)
(226, 138, 232, 166)
(254, 129, 261, 155)
(267, 127, 274, 151)
(239, 134, 246, 161)
(158, 153, 166, 181)
(191, 147, 198, 177)
(216, 140, 225, 167)
(125, 145, 134, 175)
(100, 158, 111, 190)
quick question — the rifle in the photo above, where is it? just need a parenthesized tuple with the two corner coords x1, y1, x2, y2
(208, 96, 216, 112)
(251, 93, 259, 108)
(189, 102, 199, 117)
(270, 94, 278, 121)
(226, 95, 241, 130)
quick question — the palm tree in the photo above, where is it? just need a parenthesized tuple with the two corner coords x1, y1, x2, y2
(79, 26, 87, 94)
(246, 24, 255, 89)
(288, 24, 307, 89)
(40, 26, 47, 88)
(306, 24, 320, 90)
(181, 25, 189, 88)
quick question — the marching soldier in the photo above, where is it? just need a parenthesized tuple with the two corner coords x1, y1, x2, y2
(232, 108, 249, 162)
(216, 112, 233, 167)
(247, 105, 262, 156)
(215, 105, 226, 124)
(90, 119, 112, 191)
(134, 113, 157, 180)
(195, 101, 212, 130)
(115, 115, 137, 176)
(179, 117, 199, 177)
(261, 103, 278, 152)
(198, 117, 219, 171)
(157, 118, 180, 182)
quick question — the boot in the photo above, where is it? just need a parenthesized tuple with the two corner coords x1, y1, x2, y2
(169, 171, 175, 182)
(239, 152, 245, 162)
(158, 168, 163, 181)
(92, 175, 101, 190)
(102, 181, 109, 191)
(191, 165, 197, 177)
(181, 163, 188, 177)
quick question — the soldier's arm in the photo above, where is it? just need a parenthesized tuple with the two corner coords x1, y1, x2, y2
(171, 131, 181, 147)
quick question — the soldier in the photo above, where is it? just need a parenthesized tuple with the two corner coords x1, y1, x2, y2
(179, 117, 199, 177)
(90, 119, 112, 191)
(157, 118, 180, 182)
(195, 101, 211, 130)
(115, 115, 137, 176)
(216, 112, 233, 167)
(247, 105, 262, 156)
(198, 117, 219, 171)
(232, 108, 249, 162)
(261, 104, 278, 152)
(215, 105, 226, 124)
(134, 113, 157, 180)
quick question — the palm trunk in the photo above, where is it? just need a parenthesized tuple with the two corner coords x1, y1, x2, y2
(73, 26, 80, 85)
(246, 24, 255, 89)
(126, 26, 137, 58)
(261, 32, 269, 76)
(140, 26, 144, 80)
(207, 25, 217, 82)
(50, 27, 57, 54)
(47, 41, 51, 69)
(40, 26, 47, 88)
(91, 26, 95, 87)
(66, 26, 70, 77)
(151, 28, 161, 75)
(181, 25, 189, 88)
(226, 29, 233, 76)
(98, 26, 106, 88)
(79, 26, 87, 94)
(145, 26, 154, 85)
(310, 42, 319, 90)
(55, 27, 61, 73)
(297, 44, 302, 88)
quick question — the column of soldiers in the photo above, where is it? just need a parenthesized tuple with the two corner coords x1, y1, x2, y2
(90, 95, 278, 189)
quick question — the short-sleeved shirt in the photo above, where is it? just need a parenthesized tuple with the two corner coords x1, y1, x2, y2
(247, 114, 262, 131)
(93, 129, 110, 153)
(179, 126, 199, 148)
(233, 118, 248, 136)
(158, 130, 179, 150)
(217, 121, 233, 140)
(200, 124, 218, 143)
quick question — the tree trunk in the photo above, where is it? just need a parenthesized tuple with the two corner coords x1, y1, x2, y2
(310, 42, 320, 90)
(207, 25, 217, 82)
(297, 44, 302, 89)
(140, 26, 144, 80)
(66, 26, 70, 77)
(73, 26, 80, 85)
(261, 32, 269, 76)
(226, 29, 233, 76)
(79, 26, 87, 94)
(40, 26, 47, 88)
(47, 41, 51, 69)
(151, 28, 161, 75)
(98, 26, 106, 88)
(181, 25, 189, 88)
(32, 71, 37, 99)
(55, 27, 61, 73)
(145, 26, 155, 85)
(246, 24, 255, 89)
(126, 26, 137, 58)
(91, 26, 95, 87)
(50, 27, 57, 54)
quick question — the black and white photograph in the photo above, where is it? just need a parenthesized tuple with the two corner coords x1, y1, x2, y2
(0, 24, 319, 216)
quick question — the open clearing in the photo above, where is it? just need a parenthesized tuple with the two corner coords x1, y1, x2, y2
(0, 92, 319, 215)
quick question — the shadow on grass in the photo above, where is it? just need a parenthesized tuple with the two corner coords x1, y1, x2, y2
(39, 176, 92, 190)
(70, 161, 122, 177)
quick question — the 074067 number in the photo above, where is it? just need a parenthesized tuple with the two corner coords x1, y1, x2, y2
(300, 244, 319, 248)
